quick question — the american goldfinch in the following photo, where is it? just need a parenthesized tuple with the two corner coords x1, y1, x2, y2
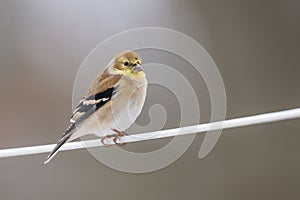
(44, 51, 147, 164)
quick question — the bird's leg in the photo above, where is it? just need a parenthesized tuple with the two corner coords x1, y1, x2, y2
(112, 129, 128, 136)
(111, 129, 128, 146)
(100, 135, 114, 147)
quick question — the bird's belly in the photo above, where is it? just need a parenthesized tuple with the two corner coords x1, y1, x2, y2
(105, 94, 144, 135)
(94, 90, 145, 137)
(111, 101, 142, 131)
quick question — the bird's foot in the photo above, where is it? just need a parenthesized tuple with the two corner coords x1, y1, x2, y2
(100, 135, 114, 147)
(112, 129, 128, 146)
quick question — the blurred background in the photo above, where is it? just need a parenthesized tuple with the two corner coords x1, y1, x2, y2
(0, 0, 300, 199)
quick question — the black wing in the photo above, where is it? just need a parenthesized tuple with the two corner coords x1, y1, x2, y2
(67, 86, 118, 134)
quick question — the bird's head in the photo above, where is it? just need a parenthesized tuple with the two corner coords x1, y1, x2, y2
(109, 51, 144, 79)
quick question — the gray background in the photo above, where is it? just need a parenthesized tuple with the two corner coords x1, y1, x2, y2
(0, 0, 299, 199)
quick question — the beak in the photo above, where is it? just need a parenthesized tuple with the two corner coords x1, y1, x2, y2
(132, 64, 143, 73)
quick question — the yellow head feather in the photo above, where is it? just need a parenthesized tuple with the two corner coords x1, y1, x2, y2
(109, 51, 144, 80)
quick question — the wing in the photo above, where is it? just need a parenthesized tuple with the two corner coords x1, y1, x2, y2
(66, 73, 122, 136)
(69, 86, 117, 129)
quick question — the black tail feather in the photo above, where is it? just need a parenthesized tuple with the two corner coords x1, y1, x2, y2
(44, 134, 71, 164)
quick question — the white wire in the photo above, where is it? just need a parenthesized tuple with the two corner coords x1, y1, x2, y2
(0, 107, 300, 159)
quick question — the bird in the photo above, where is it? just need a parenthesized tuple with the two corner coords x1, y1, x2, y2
(44, 50, 147, 164)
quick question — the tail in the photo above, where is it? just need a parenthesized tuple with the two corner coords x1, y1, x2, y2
(44, 134, 71, 164)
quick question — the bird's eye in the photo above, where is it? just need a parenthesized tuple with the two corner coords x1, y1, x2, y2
(123, 61, 129, 66)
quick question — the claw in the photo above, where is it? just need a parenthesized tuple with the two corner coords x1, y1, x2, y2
(112, 129, 127, 146)
(113, 136, 126, 146)
(101, 135, 113, 147)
